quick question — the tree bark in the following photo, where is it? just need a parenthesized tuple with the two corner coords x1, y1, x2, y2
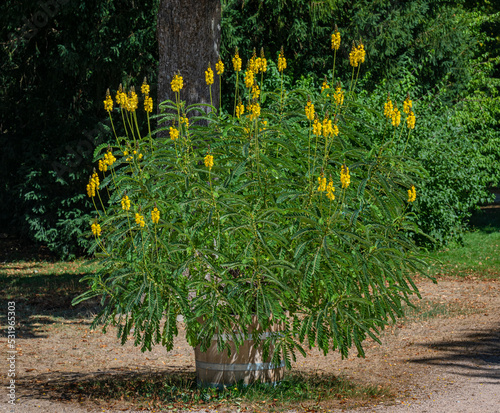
(157, 0, 221, 114)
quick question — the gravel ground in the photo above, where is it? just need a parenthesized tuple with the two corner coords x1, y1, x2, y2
(1, 278, 499, 413)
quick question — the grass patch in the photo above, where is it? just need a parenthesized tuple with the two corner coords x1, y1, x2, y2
(425, 207, 500, 279)
(0, 258, 99, 323)
(44, 371, 390, 412)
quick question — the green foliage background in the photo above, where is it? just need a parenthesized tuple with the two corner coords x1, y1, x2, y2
(1, 0, 499, 257)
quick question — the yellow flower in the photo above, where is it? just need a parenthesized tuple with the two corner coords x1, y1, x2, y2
(313, 118, 322, 136)
(407, 185, 416, 203)
(98, 159, 107, 172)
(171, 74, 183, 92)
(232, 49, 242, 72)
(244, 68, 254, 88)
(407, 110, 416, 129)
(180, 116, 189, 128)
(391, 105, 401, 127)
(249, 49, 258, 73)
(322, 117, 333, 137)
(257, 49, 268, 72)
(135, 213, 145, 228)
(251, 83, 260, 99)
(333, 124, 339, 136)
(204, 154, 214, 171)
(247, 102, 261, 121)
(403, 95, 412, 114)
(216, 58, 224, 75)
(121, 195, 131, 211)
(104, 89, 113, 112)
(86, 172, 100, 197)
(321, 79, 330, 94)
(236, 101, 245, 118)
(384, 96, 393, 118)
(317, 173, 327, 192)
(151, 207, 160, 224)
(326, 179, 335, 201)
(331, 30, 341, 51)
(91, 222, 101, 237)
(144, 96, 153, 113)
(141, 78, 150, 96)
(333, 86, 344, 106)
(169, 126, 179, 140)
(104, 151, 116, 166)
(115, 84, 123, 105)
(127, 88, 138, 112)
(205, 66, 214, 86)
(349, 41, 366, 67)
(340, 165, 350, 189)
(278, 48, 287, 72)
(305, 100, 315, 121)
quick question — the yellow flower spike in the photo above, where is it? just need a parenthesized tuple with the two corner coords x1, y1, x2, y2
(326, 178, 336, 201)
(115, 84, 123, 106)
(91, 222, 102, 237)
(171, 73, 183, 93)
(204, 154, 214, 171)
(322, 117, 333, 137)
(313, 118, 322, 136)
(407, 110, 416, 129)
(247, 101, 261, 121)
(127, 87, 138, 112)
(333, 85, 345, 106)
(331, 29, 341, 51)
(340, 165, 350, 189)
(151, 207, 160, 224)
(205, 65, 214, 86)
(232, 48, 242, 72)
(144, 96, 153, 113)
(317, 172, 327, 192)
(180, 115, 189, 128)
(135, 213, 145, 228)
(349, 40, 366, 67)
(141, 77, 150, 96)
(333, 124, 339, 136)
(235, 100, 245, 118)
(260, 48, 268, 72)
(216, 57, 224, 75)
(98, 159, 107, 172)
(384, 94, 393, 118)
(251, 83, 260, 100)
(391, 105, 401, 127)
(121, 195, 131, 211)
(278, 47, 287, 72)
(305, 100, 315, 121)
(321, 78, 330, 93)
(104, 89, 113, 112)
(244, 68, 254, 88)
(169, 126, 179, 140)
(403, 93, 412, 114)
(249, 48, 258, 73)
(407, 185, 417, 203)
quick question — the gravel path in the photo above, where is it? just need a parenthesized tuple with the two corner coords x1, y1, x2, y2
(2, 279, 499, 413)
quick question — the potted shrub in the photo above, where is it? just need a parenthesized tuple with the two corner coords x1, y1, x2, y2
(74, 38, 427, 387)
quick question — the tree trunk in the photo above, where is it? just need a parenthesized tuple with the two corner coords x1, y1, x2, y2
(157, 0, 221, 114)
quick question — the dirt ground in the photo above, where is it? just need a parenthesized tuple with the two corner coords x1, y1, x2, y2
(1, 276, 499, 413)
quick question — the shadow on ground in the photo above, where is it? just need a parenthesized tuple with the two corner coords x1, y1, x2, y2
(408, 323, 500, 382)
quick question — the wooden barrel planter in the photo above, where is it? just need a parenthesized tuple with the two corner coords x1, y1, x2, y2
(194, 320, 285, 388)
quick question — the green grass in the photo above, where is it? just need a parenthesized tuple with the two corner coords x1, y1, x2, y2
(45, 371, 390, 412)
(425, 207, 500, 279)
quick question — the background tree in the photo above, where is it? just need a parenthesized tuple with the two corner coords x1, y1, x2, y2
(157, 0, 222, 113)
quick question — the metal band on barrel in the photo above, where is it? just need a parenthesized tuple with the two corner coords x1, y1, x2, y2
(196, 360, 286, 372)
